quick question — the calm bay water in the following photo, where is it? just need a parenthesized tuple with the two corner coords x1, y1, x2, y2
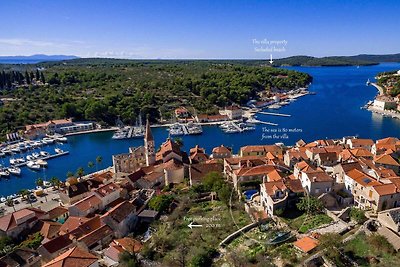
(1, 63, 400, 196)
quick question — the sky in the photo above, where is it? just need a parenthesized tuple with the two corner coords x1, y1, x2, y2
(0, 0, 399, 59)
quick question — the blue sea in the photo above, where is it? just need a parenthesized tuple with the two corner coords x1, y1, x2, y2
(1, 63, 400, 196)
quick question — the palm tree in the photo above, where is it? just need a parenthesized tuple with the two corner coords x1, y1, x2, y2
(19, 189, 32, 207)
(66, 171, 74, 178)
(5, 199, 16, 212)
(50, 177, 61, 189)
(76, 167, 85, 179)
(96, 156, 102, 171)
(174, 137, 184, 148)
(88, 161, 95, 170)
(36, 178, 43, 187)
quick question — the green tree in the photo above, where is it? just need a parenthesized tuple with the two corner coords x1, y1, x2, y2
(66, 171, 74, 178)
(96, 156, 103, 170)
(119, 251, 140, 267)
(0, 236, 14, 255)
(19, 189, 32, 207)
(36, 178, 44, 187)
(202, 171, 224, 192)
(190, 248, 216, 267)
(40, 72, 45, 84)
(174, 137, 184, 148)
(35, 69, 40, 80)
(5, 199, 16, 212)
(148, 194, 174, 213)
(76, 167, 85, 178)
(50, 177, 61, 189)
(19, 232, 43, 250)
(349, 207, 367, 224)
(296, 196, 324, 215)
(88, 161, 95, 170)
(218, 184, 231, 206)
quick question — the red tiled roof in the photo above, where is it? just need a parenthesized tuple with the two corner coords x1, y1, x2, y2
(101, 201, 136, 223)
(374, 154, 400, 166)
(294, 236, 319, 253)
(40, 221, 62, 239)
(42, 246, 97, 267)
(235, 165, 276, 177)
(72, 194, 102, 212)
(94, 182, 120, 197)
(373, 183, 399, 196)
(264, 181, 287, 196)
(48, 206, 68, 220)
(41, 234, 73, 254)
(212, 145, 231, 154)
(346, 169, 381, 187)
(306, 171, 333, 182)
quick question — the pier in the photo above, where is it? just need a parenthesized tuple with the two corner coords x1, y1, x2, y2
(231, 122, 243, 132)
(182, 125, 189, 135)
(252, 119, 278, 126)
(13, 151, 70, 167)
(256, 111, 291, 117)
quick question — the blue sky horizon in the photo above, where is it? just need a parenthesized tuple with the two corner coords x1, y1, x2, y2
(1, 0, 399, 59)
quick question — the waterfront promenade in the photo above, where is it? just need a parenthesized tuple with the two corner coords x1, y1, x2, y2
(369, 82, 385, 95)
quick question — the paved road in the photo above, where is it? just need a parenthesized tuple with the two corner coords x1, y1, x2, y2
(0, 187, 62, 215)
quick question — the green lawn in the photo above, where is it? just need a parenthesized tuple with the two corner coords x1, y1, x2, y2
(286, 213, 332, 233)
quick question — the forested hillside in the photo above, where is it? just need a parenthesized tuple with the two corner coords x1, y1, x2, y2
(0, 59, 312, 135)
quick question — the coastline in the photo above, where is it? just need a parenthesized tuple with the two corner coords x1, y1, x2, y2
(369, 82, 385, 96)
(365, 81, 399, 119)
(367, 106, 400, 120)
(64, 127, 119, 136)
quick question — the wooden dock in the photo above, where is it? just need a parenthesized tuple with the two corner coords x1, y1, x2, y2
(14, 151, 70, 167)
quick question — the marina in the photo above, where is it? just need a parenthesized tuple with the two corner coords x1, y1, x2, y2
(0, 64, 400, 198)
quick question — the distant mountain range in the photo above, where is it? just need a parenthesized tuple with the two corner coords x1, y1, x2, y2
(273, 53, 400, 67)
(0, 54, 79, 64)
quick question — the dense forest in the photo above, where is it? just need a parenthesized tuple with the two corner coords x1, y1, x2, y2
(377, 70, 400, 97)
(0, 59, 312, 136)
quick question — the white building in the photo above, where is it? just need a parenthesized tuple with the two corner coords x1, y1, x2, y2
(373, 96, 397, 111)
(224, 105, 243, 120)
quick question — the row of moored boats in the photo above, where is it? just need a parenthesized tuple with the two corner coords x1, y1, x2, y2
(168, 122, 203, 136)
(0, 148, 65, 178)
(219, 121, 256, 134)
(0, 135, 67, 157)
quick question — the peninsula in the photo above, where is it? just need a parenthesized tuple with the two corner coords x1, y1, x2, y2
(366, 69, 400, 118)
(272, 53, 400, 67)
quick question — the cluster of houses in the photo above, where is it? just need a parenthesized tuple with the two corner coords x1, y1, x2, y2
(1, 117, 400, 265)
(0, 167, 156, 266)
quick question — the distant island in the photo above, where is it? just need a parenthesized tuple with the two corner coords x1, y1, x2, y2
(0, 54, 79, 64)
(272, 53, 400, 67)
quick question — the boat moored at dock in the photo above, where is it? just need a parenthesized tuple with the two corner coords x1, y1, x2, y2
(7, 166, 21, 176)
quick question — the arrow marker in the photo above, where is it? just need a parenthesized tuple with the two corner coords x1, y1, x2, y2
(269, 54, 274, 64)
(188, 222, 203, 229)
